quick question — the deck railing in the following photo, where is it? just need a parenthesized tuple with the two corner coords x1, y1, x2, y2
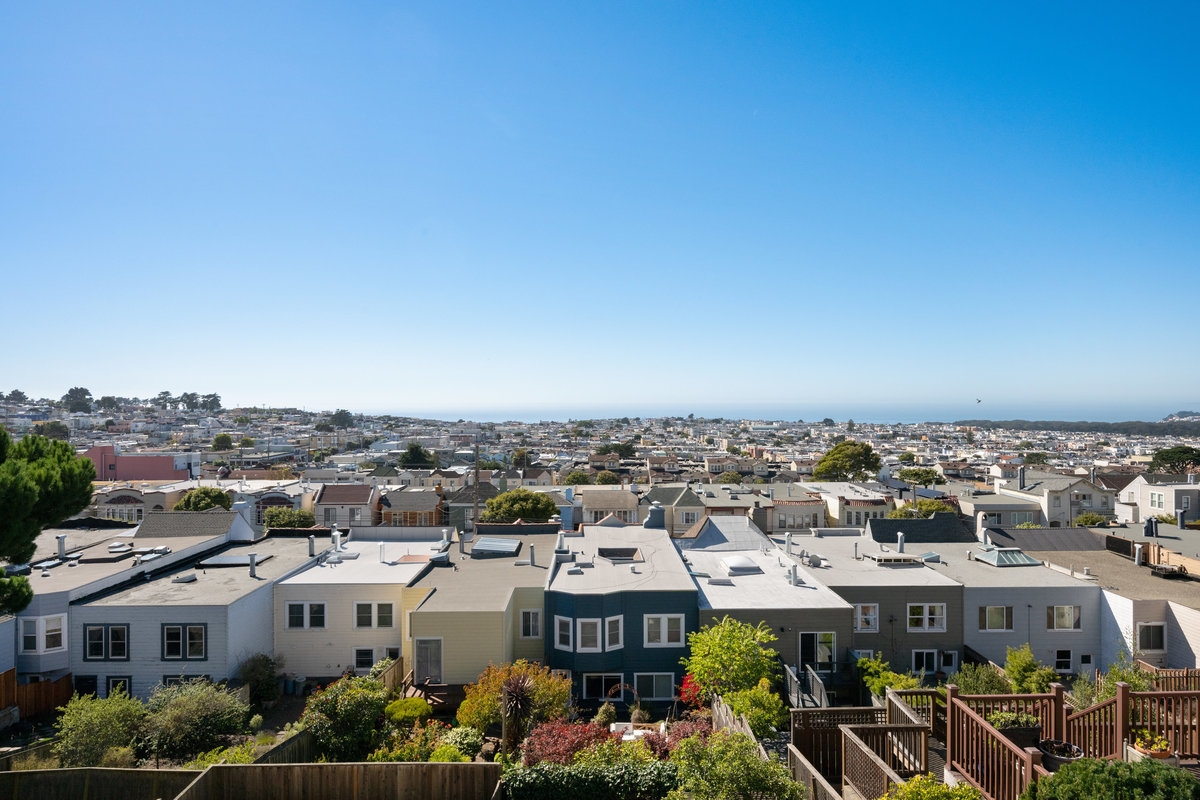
(1130, 689, 1200, 756)
(946, 687, 1042, 800)
(841, 725, 906, 800)
(806, 664, 831, 709)
(791, 706, 886, 784)
(891, 688, 946, 739)
(783, 663, 805, 709)
(1065, 693, 1122, 759)
(787, 743, 841, 800)
(1136, 661, 1200, 692)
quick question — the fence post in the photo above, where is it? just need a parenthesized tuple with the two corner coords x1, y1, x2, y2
(1049, 682, 1066, 740)
(1116, 681, 1130, 751)
(1024, 746, 1043, 793)
(945, 684, 957, 766)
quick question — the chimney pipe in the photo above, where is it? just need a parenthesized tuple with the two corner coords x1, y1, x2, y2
(1018, 466, 1026, 490)
(790, 563, 797, 586)
(854, 541, 858, 560)
(333, 531, 341, 551)
(57, 534, 67, 559)
(1135, 543, 1143, 566)
(379, 542, 386, 563)
(784, 532, 792, 555)
(528, 544, 535, 567)
(308, 535, 315, 557)
(248, 552, 257, 579)
(897, 532, 905, 554)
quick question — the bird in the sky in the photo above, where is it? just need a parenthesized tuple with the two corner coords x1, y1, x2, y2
(976, 399, 981, 403)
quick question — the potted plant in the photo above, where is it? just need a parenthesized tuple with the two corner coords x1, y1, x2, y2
(1132, 729, 1171, 759)
(986, 710, 1042, 750)
(1038, 738, 1083, 772)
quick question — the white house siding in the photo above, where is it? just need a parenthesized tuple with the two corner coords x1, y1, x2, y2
(274, 585, 404, 680)
(225, 584, 276, 680)
(0, 617, 15, 673)
(1166, 602, 1200, 669)
(1099, 591, 1133, 670)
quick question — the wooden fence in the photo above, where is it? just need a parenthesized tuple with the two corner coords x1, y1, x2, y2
(1130, 689, 1200, 756)
(841, 725, 907, 800)
(956, 685, 1064, 741)
(0, 668, 74, 719)
(946, 690, 1043, 800)
(376, 657, 406, 696)
(173, 762, 502, 800)
(253, 730, 317, 764)
(1065, 693, 1122, 759)
(0, 737, 59, 771)
(791, 706, 886, 785)
(711, 695, 770, 761)
(787, 743, 840, 800)
(891, 689, 946, 739)
(1137, 661, 1200, 692)
(0, 768, 197, 800)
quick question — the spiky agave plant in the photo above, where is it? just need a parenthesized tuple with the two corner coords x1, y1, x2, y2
(501, 674, 534, 756)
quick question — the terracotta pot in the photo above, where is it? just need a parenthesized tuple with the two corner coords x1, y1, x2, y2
(1134, 744, 1171, 759)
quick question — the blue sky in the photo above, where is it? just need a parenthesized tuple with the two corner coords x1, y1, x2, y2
(2, 3, 1197, 421)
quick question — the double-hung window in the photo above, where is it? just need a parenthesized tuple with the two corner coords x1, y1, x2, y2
(606, 616, 623, 651)
(520, 609, 542, 639)
(84, 624, 130, 661)
(979, 606, 1013, 631)
(1047, 606, 1081, 631)
(162, 624, 207, 661)
(582, 674, 623, 700)
(18, 616, 66, 654)
(555, 616, 572, 651)
(635, 673, 675, 700)
(1138, 622, 1166, 652)
(907, 604, 946, 632)
(354, 602, 394, 629)
(644, 614, 685, 647)
(854, 604, 878, 632)
(287, 602, 326, 629)
(577, 619, 601, 653)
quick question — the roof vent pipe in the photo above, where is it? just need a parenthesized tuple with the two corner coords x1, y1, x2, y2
(1018, 466, 1026, 490)
(556, 532, 565, 551)
(1134, 544, 1143, 566)
(248, 552, 257, 579)
(784, 533, 792, 555)
(333, 532, 341, 551)
(57, 534, 67, 559)
(528, 545, 535, 567)
(853, 541, 858, 560)
(790, 563, 797, 586)
(308, 535, 315, 557)
(379, 542, 386, 563)
(897, 532, 905, 554)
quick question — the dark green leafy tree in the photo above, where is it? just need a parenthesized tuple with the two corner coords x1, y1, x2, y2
(200, 393, 221, 411)
(480, 488, 558, 523)
(262, 507, 316, 529)
(143, 679, 249, 761)
(239, 437, 254, 448)
(681, 616, 778, 699)
(1022, 452, 1050, 465)
(233, 415, 250, 425)
(670, 729, 803, 800)
(32, 421, 71, 440)
(846, 419, 856, 432)
(1148, 446, 1200, 474)
(1019, 756, 1200, 800)
(887, 499, 956, 519)
(511, 448, 533, 468)
(6, 390, 27, 403)
(301, 675, 389, 761)
(813, 440, 881, 481)
(330, 409, 355, 429)
(179, 392, 200, 410)
(212, 433, 233, 451)
(154, 390, 175, 409)
(898, 452, 917, 463)
(398, 443, 437, 468)
(314, 422, 333, 433)
(595, 441, 636, 459)
(716, 470, 742, 484)
(173, 487, 232, 512)
(562, 471, 592, 486)
(53, 688, 146, 767)
(62, 386, 93, 412)
(96, 395, 120, 411)
(594, 470, 620, 485)
(0, 429, 95, 570)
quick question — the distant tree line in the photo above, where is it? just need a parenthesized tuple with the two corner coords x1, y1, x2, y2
(954, 419, 1200, 436)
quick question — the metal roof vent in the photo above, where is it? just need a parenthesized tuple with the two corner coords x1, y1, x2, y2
(172, 573, 198, 584)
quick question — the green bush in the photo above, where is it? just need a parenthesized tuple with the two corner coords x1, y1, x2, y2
(301, 675, 390, 761)
(442, 726, 484, 759)
(386, 697, 433, 728)
(881, 774, 983, 799)
(859, 654, 923, 695)
(184, 741, 257, 769)
(238, 653, 283, 705)
(12, 752, 59, 770)
(1004, 645, 1057, 694)
(54, 689, 147, 767)
(143, 679, 250, 760)
(249, 713, 264, 733)
(457, 660, 571, 735)
(502, 761, 679, 800)
(668, 730, 802, 800)
(592, 700, 617, 728)
(572, 738, 657, 767)
(98, 746, 138, 768)
(368, 657, 396, 680)
(367, 720, 449, 762)
(724, 679, 786, 738)
(951, 662, 1011, 695)
(1073, 512, 1106, 527)
(429, 743, 469, 762)
(1019, 757, 1200, 799)
(1069, 651, 1154, 709)
(681, 616, 779, 699)
(985, 711, 1041, 729)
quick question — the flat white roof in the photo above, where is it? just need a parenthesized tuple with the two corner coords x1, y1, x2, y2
(279, 539, 437, 586)
(773, 531, 961, 588)
(682, 548, 852, 611)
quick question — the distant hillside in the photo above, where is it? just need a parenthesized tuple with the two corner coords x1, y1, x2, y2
(953, 419, 1200, 436)
(1166, 411, 1200, 420)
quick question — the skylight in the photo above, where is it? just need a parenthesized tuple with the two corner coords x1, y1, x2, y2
(471, 537, 522, 558)
(598, 547, 641, 562)
(974, 548, 1040, 567)
(720, 555, 763, 575)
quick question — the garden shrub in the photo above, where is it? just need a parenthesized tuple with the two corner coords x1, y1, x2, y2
(457, 660, 571, 735)
(238, 653, 283, 705)
(12, 752, 59, 770)
(54, 688, 147, 767)
(385, 697, 433, 728)
(368, 657, 395, 680)
(951, 662, 1011, 695)
(249, 713, 264, 732)
(1019, 757, 1200, 800)
(184, 741, 257, 769)
(143, 679, 250, 760)
(442, 725, 484, 759)
(573, 737, 657, 767)
(503, 761, 678, 800)
(680, 617, 779, 699)
(1004, 645, 1057, 694)
(881, 774, 983, 799)
(429, 743, 469, 762)
(668, 729, 802, 800)
(859, 654, 923, 695)
(522, 720, 616, 766)
(99, 746, 138, 768)
(1069, 651, 1153, 709)
(666, 717, 712, 750)
(367, 720, 449, 762)
(724, 678, 786, 738)
(300, 675, 389, 761)
(592, 700, 617, 727)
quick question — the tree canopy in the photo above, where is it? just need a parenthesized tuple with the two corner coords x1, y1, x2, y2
(32, 421, 71, 440)
(398, 443, 437, 468)
(898, 452, 916, 463)
(1148, 446, 1200, 474)
(681, 616, 779, 699)
(239, 437, 255, 448)
(562, 470, 592, 486)
(262, 506, 316, 529)
(716, 470, 743, 484)
(813, 440, 881, 481)
(330, 409, 355, 429)
(173, 487, 232, 512)
(594, 470, 620, 485)
(594, 441, 636, 459)
(479, 488, 558, 523)
(887, 499, 956, 519)
(62, 386, 93, 412)
(897, 467, 945, 487)
(212, 433, 233, 451)
(5, 390, 27, 403)
(511, 448, 533, 469)
(1022, 452, 1050, 465)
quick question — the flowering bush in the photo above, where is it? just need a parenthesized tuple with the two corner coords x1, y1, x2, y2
(521, 720, 616, 766)
(1133, 729, 1170, 752)
(441, 726, 484, 759)
(457, 661, 571, 735)
(679, 675, 705, 708)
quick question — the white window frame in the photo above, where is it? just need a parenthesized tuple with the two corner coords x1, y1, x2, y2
(287, 602, 326, 629)
(907, 603, 947, 633)
(353, 601, 394, 629)
(980, 606, 1013, 632)
(554, 615, 572, 652)
(644, 614, 685, 648)
(912, 649, 937, 674)
(582, 673, 624, 700)
(18, 615, 67, 655)
(576, 618, 602, 653)
(940, 650, 959, 673)
(353, 647, 376, 671)
(1054, 649, 1072, 673)
(679, 511, 700, 526)
(854, 603, 879, 633)
(520, 609, 542, 640)
(1048, 605, 1082, 631)
(634, 672, 674, 700)
(1137, 621, 1166, 653)
(605, 615, 624, 651)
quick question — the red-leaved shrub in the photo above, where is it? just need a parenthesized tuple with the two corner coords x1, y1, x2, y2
(667, 717, 712, 750)
(521, 720, 617, 766)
